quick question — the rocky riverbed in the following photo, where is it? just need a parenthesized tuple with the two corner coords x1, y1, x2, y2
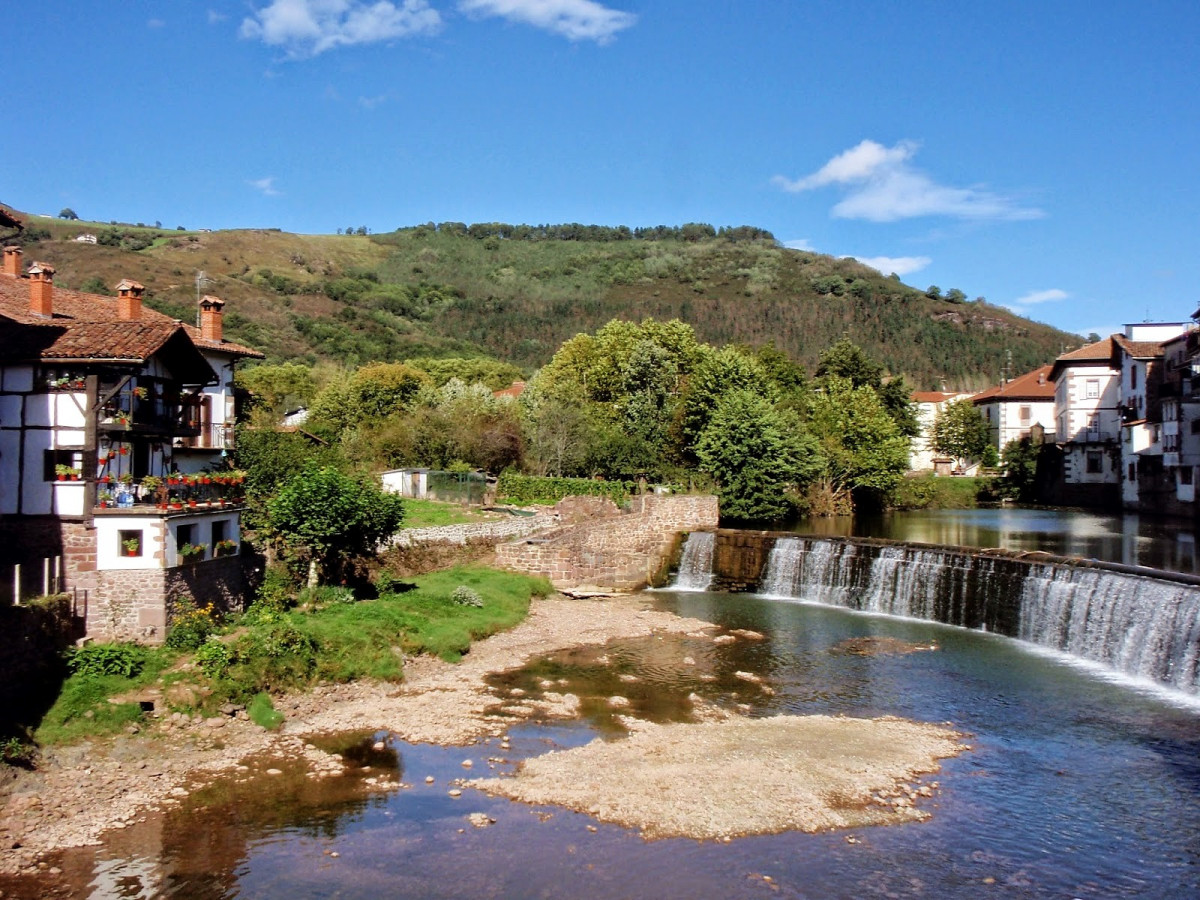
(1, 592, 967, 878)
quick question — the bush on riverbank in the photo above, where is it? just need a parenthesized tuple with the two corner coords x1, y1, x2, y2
(890, 474, 994, 510)
(32, 566, 553, 747)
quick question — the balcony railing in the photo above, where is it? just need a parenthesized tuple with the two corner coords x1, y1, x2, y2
(176, 423, 236, 451)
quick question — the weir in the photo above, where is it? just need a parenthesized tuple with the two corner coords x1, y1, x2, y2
(673, 531, 716, 591)
(672, 531, 1200, 694)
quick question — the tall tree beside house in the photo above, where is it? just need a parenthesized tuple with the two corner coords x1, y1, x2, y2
(931, 399, 993, 470)
(695, 389, 823, 521)
(806, 376, 910, 512)
(267, 464, 405, 586)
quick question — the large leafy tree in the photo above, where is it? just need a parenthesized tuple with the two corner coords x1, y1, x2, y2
(268, 465, 405, 585)
(807, 376, 910, 509)
(931, 399, 992, 469)
(681, 346, 774, 454)
(695, 389, 823, 521)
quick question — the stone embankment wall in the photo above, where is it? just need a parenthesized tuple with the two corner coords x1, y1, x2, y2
(88, 555, 248, 643)
(496, 494, 719, 591)
(389, 513, 559, 548)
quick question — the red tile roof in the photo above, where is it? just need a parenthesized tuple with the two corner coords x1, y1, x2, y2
(1110, 335, 1164, 361)
(911, 390, 965, 404)
(971, 365, 1055, 403)
(493, 380, 526, 399)
(0, 271, 263, 361)
(1049, 337, 1118, 381)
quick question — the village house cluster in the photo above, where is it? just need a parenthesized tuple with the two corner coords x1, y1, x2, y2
(0, 245, 263, 640)
(912, 320, 1200, 514)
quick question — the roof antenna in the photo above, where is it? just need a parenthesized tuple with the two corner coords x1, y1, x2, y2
(194, 270, 211, 326)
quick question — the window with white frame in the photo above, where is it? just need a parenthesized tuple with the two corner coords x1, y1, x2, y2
(1085, 379, 1100, 399)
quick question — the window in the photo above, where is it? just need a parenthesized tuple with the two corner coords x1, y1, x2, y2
(1019, 405, 1032, 424)
(1165, 432, 1179, 452)
(211, 519, 228, 548)
(1086, 416, 1100, 440)
(1128, 462, 1136, 481)
(176, 523, 195, 548)
(1182, 467, 1194, 486)
(43, 449, 81, 481)
(119, 529, 143, 558)
(1130, 364, 1138, 390)
(1086, 451, 1103, 474)
(1085, 379, 1100, 399)
(1192, 418, 1200, 435)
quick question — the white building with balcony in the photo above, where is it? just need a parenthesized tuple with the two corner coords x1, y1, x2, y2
(0, 246, 263, 642)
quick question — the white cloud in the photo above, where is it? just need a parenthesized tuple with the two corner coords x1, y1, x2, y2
(856, 255, 932, 278)
(148, 18, 166, 28)
(240, 0, 442, 57)
(783, 238, 932, 278)
(458, 0, 636, 43)
(249, 176, 282, 196)
(1012, 288, 1068, 306)
(208, 10, 228, 24)
(358, 93, 389, 108)
(774, 139, 1043, 223)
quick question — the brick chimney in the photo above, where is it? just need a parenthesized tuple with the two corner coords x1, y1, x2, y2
(115, 279, 144, 320)
(2, 246, 21, 278)
(199, 295, 225, 342)
(28, 262, 55, 317)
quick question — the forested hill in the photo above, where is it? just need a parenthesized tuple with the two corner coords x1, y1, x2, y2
(6, 214, 1082, 389)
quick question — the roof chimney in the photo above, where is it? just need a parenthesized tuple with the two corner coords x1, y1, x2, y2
(2, 245, 21, 278)
(28, 262, 55, 317)
(199, 295, 225, 342)
(115, 279, 144, 320)
(1038, 371, 1046, 385)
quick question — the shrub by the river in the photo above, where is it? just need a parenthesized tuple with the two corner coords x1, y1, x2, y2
(496, 472, 635, 506)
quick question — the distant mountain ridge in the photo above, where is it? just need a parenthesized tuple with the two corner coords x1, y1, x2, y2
(2, 210, 1082, 389)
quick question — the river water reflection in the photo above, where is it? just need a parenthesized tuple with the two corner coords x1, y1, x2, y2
(8, 591, 1199, 900)
(795, 506, 1200, 574)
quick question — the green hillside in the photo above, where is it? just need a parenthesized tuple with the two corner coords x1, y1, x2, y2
(5, 214, 1082, 389)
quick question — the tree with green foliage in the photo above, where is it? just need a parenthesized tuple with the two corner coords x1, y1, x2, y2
(58, 208, 78, 220)
(807, 376, 910, 510)
(404, 356, 523, 391)
(681, 345, 773, 453)
(267, 464, 405, 585)
(931, 399, 992, 470)
(816, 338, 884, 390)
(695, 389, 823, 521)
(308, 362, 428, 436)
(238, 362, 319, 420)
(998, 435, 1047, 501)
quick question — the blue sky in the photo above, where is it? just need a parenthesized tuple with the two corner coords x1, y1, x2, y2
(5, 1, 1199, 340)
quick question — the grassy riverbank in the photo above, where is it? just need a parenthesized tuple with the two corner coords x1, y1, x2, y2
(33, 565, 552, 747)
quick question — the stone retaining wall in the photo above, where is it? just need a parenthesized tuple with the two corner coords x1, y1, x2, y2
(495, 494, 719, 591)
(389, 513, 559, 548)
(89, 555, 248, 644)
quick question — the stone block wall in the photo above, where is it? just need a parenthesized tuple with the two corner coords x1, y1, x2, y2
(89, 556, 248, 644)
(389, 513, 559, 548)
(495, 494, 719, 591)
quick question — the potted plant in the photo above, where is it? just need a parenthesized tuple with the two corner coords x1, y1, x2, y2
(54, 464, 79, 481)
(132, 386, 148, 400)
(179, 543, 204, 563)
(215, 539, 238, 557)
(119, 472, 135, 487)
(98, 490, 113, 509)
(141, 475, 162, 494)
(122, 537, 140, 557)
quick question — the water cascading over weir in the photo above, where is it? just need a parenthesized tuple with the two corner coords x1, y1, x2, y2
(672, 531, 1200, 694)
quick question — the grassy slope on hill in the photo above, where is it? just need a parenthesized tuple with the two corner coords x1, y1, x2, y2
(9, 214, 1082, 390)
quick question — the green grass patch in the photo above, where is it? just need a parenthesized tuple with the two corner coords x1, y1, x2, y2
(35, 649, 174, 746)
(247, 692, 285, 730)
(400, 498, 495, 529)
(295, 565, 552, 680)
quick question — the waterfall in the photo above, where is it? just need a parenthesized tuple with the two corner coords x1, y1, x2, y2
(754, 535, 1200, 694)
(673, 532, 716, 591)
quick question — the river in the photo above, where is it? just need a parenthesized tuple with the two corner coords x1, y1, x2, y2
(792, 506, 1200, 574)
